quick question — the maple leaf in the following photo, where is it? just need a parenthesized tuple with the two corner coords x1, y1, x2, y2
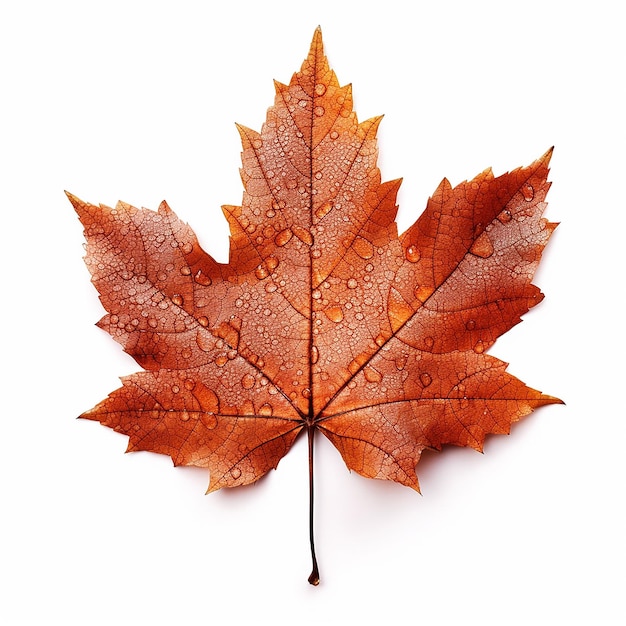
(70, 28, 561, 585)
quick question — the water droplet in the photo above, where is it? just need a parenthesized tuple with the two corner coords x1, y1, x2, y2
(424, 336, 435, 351)
(315, 201, 333, 219)
(353, 237, 374, 259)
(196, 331, 213, 352)
(329, 130, 339, 140)
(184, 378, 195, 391)
(201, 413, 218, 430)
(347, 278, 358, 289)
(274, 228, 293, 247)
(470, 232, 494, 258)
(179, 411, 190, 421)
(310, 345, 319, 364)
(497, 209, 512, 224)
(375, 334, 387, 347)
(364, 367, 382, 383)
(395, 356, 407, 371)
(348, 353, 368, 374)
(194, 270, 212, 286)
(324, 306, 344, 323)
(171, 385, 180, 394)
(259, 403, 273, 417)
(230, 467, 242, 480)
(405, 244, 420, 263)
(215, 354, 228, 367)
(255, 265, 269, 280)
(180, 266, 191, 276)
(301, 387, 311, 398)
(473, 340, 486, 353)
(420, 372, 432, 387)
(293, 226, 314, 246)
(172, 294, 184, 306)
(315, 83, 326, 96)
(388, 293, 413, 332)
(241, 373, 255, 389)
(299, 99, 308, 108)
(414, 285, 434, 302)
(314, 106, 325, 117)
(181, 347, 192, 359)
(253, 138, 263, 149)
(522, 183, 534, 201)
(198, 316, 209, 327)
(265, 256, 279, 271)
(182, 242, 193, 254)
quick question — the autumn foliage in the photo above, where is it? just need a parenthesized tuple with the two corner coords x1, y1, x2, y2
(70, 28, 560, 583)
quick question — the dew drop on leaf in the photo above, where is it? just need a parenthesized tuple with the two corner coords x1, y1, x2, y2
(310, 345, 319, 364)
(241, 373, 255, 389)
(201, 414, 218, 430)
(274, 228, 293, 247)
(469, 232, 494, 258)
(375, 334, 386, 347)
(293, 226, 314, 246)
(255, 265, 269, 280)
(259, 403, 274, 416)
(405, 245, 420, 263)
(315, 201, 333, 219)
(522, 183, 534, 201)
(324, 306, 344, 323)
(473, 340, 486, 354)
(265, 256, 279, 271)
(395, 356, 407, 371)
(364, 367, 382, 383)
(196, 331, 213, 352)
(497, 209, 513, 224)
(353, 236, 374, 259)
(196, 269, 213, 286)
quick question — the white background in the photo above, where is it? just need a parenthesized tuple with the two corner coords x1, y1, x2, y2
(1, 1, 624, 624)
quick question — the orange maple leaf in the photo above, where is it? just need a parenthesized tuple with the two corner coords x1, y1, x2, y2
(69, 28, 561, 585)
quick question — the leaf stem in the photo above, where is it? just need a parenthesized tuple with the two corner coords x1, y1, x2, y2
(307, 424, 320, 585)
